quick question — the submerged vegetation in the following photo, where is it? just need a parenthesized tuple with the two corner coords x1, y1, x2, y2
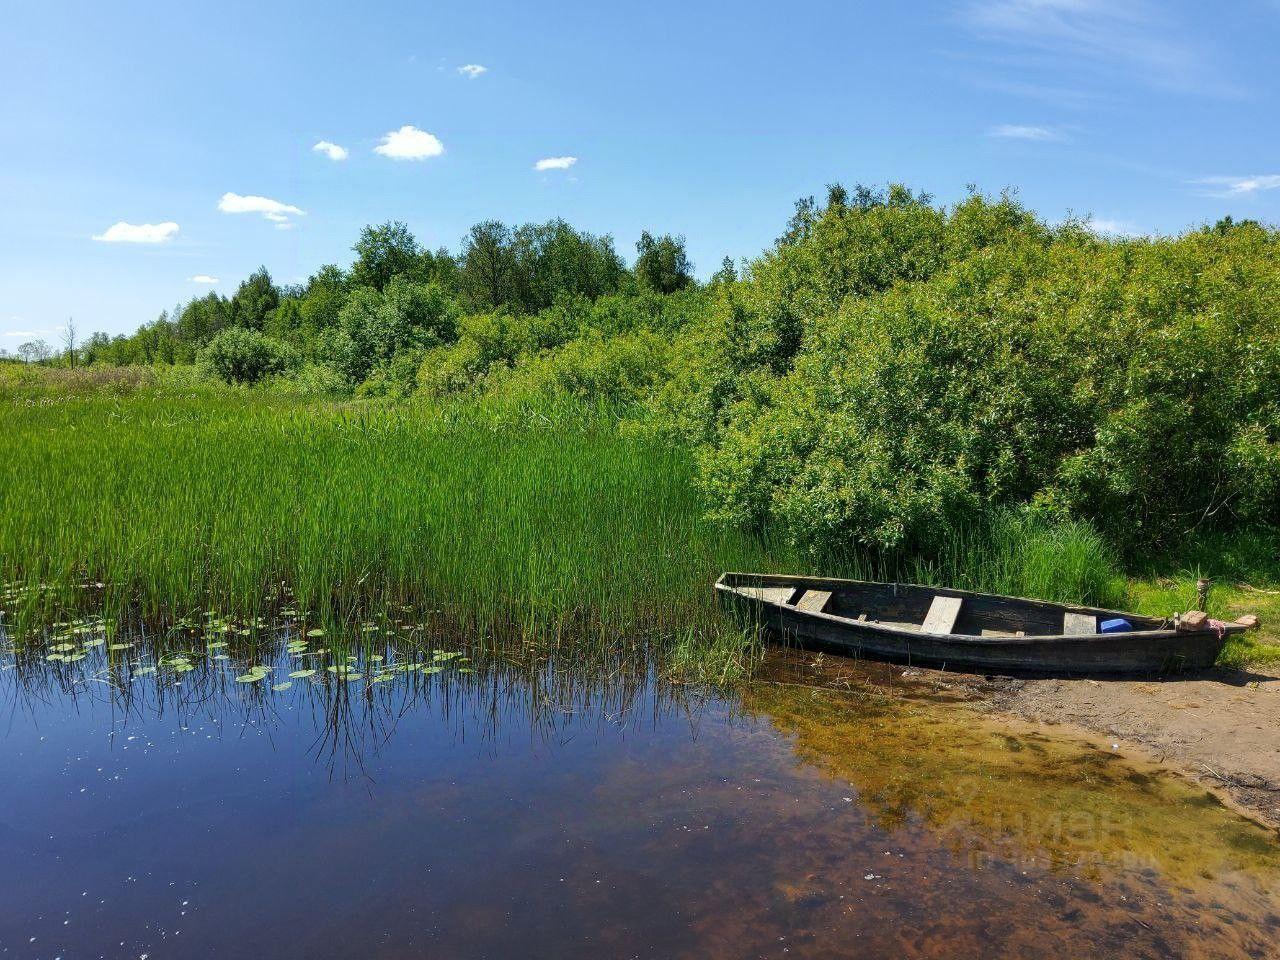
(5, 184, 1280, 670)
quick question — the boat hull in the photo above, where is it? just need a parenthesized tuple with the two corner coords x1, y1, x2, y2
(716, 573, 1237, 676)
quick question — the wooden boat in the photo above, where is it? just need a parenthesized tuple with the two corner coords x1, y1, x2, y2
(716, 572, 1257, 675)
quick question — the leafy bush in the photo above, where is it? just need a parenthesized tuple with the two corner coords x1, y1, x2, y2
(416, 291, 704, 400)
(692, 207, 1280, 556)
(332, 278, 456, 382)
(502, 330, 672, 407)
(200, 328, 297, 385)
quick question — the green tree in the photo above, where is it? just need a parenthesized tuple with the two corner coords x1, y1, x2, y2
(351, 221, 420, 291)
(459, 220, 518, 311)
(711, 256, 737, 286)
(511, 219, 626, 311)
(418, 247, 460, 292)
(230, 267, 279, 330)
(634, 232, 694, 294)
(177, 292, 232, 346)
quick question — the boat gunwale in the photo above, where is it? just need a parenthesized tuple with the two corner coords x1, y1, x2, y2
(714, 571, 1249, 646)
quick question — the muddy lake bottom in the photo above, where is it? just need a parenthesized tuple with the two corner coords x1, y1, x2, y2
(2, 638, 1279, 960)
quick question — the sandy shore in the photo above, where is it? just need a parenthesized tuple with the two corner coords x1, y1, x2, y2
(967, 666, 1280, 828)
(760, 650, 1280, 829)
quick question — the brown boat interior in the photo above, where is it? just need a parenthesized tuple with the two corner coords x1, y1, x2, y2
(728, 580, 1170, 638)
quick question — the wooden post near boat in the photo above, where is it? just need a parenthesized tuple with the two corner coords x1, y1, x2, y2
(1196, 577, 1211, 612)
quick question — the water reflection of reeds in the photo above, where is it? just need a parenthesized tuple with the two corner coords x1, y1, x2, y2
(0, 615, 705, 778)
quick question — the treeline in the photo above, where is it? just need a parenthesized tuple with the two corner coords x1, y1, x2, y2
(74, 186, 1280, 557)
(80, 219, 695, 380)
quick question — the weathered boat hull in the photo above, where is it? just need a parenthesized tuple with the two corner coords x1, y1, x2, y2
(716, 572, 1242, 676)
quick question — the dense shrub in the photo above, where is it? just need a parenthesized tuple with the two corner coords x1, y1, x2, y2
(200, 328, 297, 385)
(332, 277, 456, 382)
(695, 213, 1280, 555)
(416, 291, 706, 400)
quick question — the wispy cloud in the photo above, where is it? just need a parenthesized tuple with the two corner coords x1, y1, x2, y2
(457, 64, 488, 79)
(92, 221, 180, 243)
(312, 140, 348, 161)
(190, 275, 219, 284)
(1087, 217, 1145, 238)
(988, 123, 1066, 141)
(218, 192, 305, 224)
(960, 0, 1219, 94)
(1193, 175, 1280, 197)
(534, 156, 577, 172)
(2, 326, 62, 338)
(374, 125, 445, 161)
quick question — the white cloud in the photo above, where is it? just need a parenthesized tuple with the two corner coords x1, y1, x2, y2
(92, 221, 180, 243)
(534, 156, 577, 171)
(2, 327, 61, 338)
(457, 64, 488, 79)
(1194, 175, 1280, 197)
(190, 275, 219, 284)
(312, 140, 349, 161)
(1086, 217, 1145, 238)
(988, 124, 1066, 141)
(374, 125, 445, 160)
(218, 192, 305, 224)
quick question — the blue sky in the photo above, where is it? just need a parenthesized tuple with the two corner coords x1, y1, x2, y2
(2, 0, 1278, 342)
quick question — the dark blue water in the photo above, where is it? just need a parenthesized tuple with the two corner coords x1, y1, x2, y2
(1, 635, 1278, 959)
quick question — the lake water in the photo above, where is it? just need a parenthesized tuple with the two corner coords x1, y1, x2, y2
(2, 624, 1278, 959)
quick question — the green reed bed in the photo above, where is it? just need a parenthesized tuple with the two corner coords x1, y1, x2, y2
(0, 386, 789, 669)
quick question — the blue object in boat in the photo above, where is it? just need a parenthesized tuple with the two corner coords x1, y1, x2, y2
(1099, 618, 1131, 633)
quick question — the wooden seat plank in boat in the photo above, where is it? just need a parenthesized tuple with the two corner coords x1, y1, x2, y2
(1063, 612, 1097, 636)
(740, 585, 798, 604)
(921, 595, 963, 634)
(796, 590, 832, 613)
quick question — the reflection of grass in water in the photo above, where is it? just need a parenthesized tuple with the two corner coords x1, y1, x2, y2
(0, 618, 683, 776)
(742, 682, 1280, 889)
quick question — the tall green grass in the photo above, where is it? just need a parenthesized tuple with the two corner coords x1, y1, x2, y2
(0, 386, 790, 647)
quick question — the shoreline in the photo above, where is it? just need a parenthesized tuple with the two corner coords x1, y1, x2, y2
(757, 649, 1280, 830)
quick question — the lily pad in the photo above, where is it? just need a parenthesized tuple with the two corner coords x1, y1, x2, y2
(288, 669, 316, 679)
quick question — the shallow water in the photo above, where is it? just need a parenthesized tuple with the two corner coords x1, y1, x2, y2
(1, 623, 1278, 959)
